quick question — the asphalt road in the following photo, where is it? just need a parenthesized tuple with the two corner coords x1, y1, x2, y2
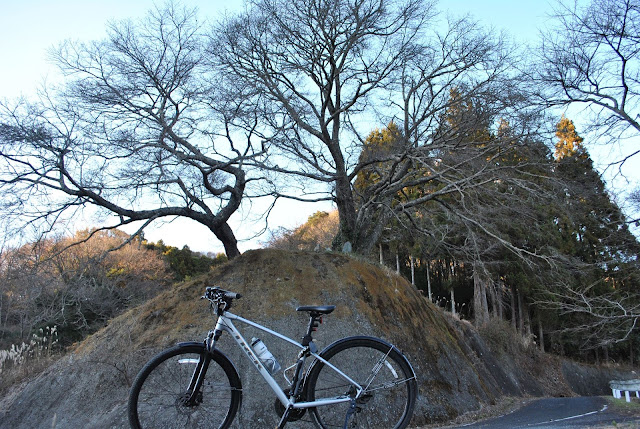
(456, 397, 640, 428)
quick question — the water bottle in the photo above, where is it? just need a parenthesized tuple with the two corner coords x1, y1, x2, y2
(251, 337, 281, 375)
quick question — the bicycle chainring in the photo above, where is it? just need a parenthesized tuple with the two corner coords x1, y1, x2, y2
(274, 389, 306, 421)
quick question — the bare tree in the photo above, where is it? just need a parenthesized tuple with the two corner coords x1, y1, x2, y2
(534, 0, 640, 164)
(213, 0, 541, 254)
(536, 277, 640, 349)
(0, 4, 264, 258)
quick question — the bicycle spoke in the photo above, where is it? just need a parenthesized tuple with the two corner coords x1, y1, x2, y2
(129, 345, 241, 429)
(307, 337, 416, 429)
(362, 347, 394, 392)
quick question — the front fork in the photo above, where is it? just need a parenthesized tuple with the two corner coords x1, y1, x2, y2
(182, 349, 212, 406)
(206, 315, 227, 352)
(183, 326, 223, 406)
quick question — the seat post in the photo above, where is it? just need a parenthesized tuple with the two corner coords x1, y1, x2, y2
(295, 305, 334, 348)
(302, 312, 322, 347)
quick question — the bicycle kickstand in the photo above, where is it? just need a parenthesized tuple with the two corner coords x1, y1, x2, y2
(343, 398, 358, 429)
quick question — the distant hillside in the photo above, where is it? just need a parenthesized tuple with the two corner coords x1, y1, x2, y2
(0, 249, 630, 428)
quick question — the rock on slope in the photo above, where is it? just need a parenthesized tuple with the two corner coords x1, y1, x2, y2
(0, 249, 623, 428)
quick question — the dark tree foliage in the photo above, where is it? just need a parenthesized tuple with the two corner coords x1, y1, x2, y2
(536, 117, 640, 351)
(145, 240, 227, 281)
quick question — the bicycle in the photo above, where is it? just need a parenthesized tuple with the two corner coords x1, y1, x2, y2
(128, 286, 418, 429)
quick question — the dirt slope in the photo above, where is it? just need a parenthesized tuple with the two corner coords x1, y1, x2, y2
(0, 249, 629, 428)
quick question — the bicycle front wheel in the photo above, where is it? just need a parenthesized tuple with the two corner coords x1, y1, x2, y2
(128, 343, 242, 429)
(306, 336, 417, 429)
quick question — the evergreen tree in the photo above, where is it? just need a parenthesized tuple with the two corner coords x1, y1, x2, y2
(555, 115, 584, 160)
(543, 116, 640, 352)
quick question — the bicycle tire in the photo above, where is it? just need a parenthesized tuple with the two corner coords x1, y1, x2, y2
(305, 336, 417, 429)
(128, 343, 242, 429)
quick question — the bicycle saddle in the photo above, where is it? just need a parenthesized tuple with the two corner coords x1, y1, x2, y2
(296, 305, 335, 314)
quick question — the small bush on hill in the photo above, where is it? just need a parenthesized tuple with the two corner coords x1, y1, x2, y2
(478, 318, 537, 358)
(145, 240, 227, 281)
(266, 210, 339, 251)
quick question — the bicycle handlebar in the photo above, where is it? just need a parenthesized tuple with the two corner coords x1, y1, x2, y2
(204, 286, 242, 301)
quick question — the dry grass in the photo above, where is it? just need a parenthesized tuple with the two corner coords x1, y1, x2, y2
(4, 248, 623, 428)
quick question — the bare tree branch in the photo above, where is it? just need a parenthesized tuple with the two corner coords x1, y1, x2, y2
(0, 4, 269, 258)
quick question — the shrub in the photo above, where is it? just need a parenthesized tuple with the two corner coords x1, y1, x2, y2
(0, 325, 60, 392)
(478, 318, 537, 357)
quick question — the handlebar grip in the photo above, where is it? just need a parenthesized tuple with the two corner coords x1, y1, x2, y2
(224, 291, 242, 299)
(205, 286, 242, 300)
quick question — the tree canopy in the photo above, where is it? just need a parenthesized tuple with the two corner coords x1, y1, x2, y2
(1, 0, 640, 361)
(534, 0, 640, 166)
(0, 4, 268, 258)
(212, 0, 541, 257)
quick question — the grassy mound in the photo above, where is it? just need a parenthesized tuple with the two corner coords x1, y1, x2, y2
(1, 249, 617, 428)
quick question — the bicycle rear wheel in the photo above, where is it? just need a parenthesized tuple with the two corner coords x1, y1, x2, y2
(128, 343, 242, 429)
(305, 336, 417, 429)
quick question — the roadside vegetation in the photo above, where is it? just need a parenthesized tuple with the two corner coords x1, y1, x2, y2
(0, 229, 225, 392)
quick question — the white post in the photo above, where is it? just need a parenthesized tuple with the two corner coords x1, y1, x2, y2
(426, 263, 432, 301)
(450, 289, 456, 315)
(625, 390, 631, 402)
(410, 256, 415, 285)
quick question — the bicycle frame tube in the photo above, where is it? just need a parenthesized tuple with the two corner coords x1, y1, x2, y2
(213, 311, 363, 410)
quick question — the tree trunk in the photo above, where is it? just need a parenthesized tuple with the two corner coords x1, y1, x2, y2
(488, 282, 497, 319)
(517, 289, 524, 334)
(334, 175, 358, 249)
(495, 281, 504, 320)
(450, 288, 456, 316)
(510, 284, 517, 330)
(473, 263, 489, 327)
(537, 313, 545, 352)
(211, 222, 241, 259)
(379, 243, 384, 265)
(410, 256, 415, 286)
(396, 251, 400, 274)
(360, 212, 390, 255)
(426, 262, 432, 301)
(522, 299, 532, 337)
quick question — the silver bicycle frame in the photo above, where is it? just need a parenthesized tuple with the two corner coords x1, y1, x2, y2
(211, 311, 363, 410)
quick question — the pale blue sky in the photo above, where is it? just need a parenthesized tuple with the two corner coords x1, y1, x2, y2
(0, 0, 553, 99)
(0, 0, 561, 252)
(0, 0, 244, 99)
